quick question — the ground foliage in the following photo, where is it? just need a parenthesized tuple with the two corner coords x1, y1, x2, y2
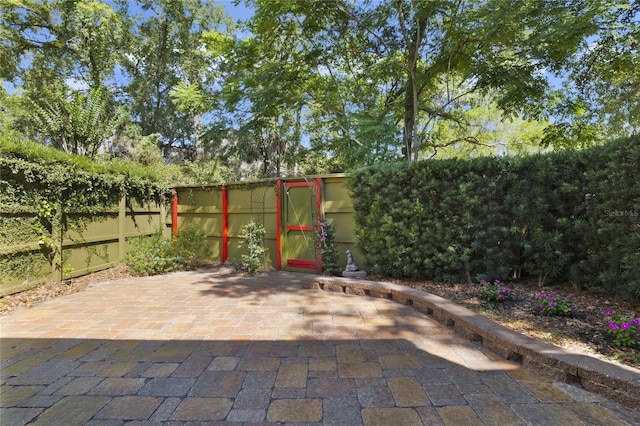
(238, 219, 267, 274)
(124, 226, 208, 276)
(317, 218, 341, 276)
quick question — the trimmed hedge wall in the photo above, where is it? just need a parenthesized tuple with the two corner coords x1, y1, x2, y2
(347, 136, 640, 302)
(0, 136, 171, 209)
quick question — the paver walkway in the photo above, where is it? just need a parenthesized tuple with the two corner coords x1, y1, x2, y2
(1, 267, 638, 425)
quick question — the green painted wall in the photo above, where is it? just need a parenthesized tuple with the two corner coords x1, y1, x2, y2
(1, 174, 361, 297)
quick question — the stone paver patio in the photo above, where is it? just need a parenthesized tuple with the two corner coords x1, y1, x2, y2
(1, 268, 638, 425)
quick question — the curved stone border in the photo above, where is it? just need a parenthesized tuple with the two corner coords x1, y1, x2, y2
(302, 275, 640, 408)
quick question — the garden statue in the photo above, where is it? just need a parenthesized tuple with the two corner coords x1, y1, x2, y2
(345, 250, 359, 271)
(343, 250, 366, 278)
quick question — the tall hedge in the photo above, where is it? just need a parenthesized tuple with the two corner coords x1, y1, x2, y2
(0, 136, 171, 209)
(346, 136, 640, 302)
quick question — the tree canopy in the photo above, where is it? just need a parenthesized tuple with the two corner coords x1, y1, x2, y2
(1, 0, 637, 180)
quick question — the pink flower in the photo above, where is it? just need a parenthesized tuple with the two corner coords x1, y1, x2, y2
(605, 310, 612, 316)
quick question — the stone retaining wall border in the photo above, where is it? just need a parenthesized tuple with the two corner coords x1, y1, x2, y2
(302, 275, 640, 408)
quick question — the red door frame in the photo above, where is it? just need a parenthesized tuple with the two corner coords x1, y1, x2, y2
(171, 188, 179, 237)
(277, 178, 322, 273)
(221, 185, 228, 263)
(174, 180, 322, 271)
(276, 180, 282, 270)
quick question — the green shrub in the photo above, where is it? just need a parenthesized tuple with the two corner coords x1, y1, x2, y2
(477, 279, 512, 302)
(238, 219, 266, 274)
(125, 233, 180, 276)
(605, 310, 640, 348)
(125, 225, 207, 276)
(317, 218, 340, 276)
(347, 135, 640, 302)
(174, 225, 207, 260)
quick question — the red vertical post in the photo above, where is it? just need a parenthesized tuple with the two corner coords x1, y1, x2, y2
(276, 179, 282, 270)
(221, 185, 228, 263)
(315, 177, 323, 274)
(171, 188, 178, 238)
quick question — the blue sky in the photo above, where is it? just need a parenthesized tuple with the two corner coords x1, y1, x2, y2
(219, 1, 254, 23)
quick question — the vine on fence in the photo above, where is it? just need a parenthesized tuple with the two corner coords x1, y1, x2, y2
(317, 217, 340, 276)
(239, 219, 266, 274)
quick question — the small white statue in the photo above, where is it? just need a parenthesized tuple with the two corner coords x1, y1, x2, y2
(345, 250, 359, 272)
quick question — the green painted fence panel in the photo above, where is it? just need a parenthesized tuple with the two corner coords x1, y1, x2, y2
(321, 175, 365, 271)
(0, 197, 168, 297)
(176, 187, 223, 260)
(2, 174, 359, 297)
(173, 174, 361, 274)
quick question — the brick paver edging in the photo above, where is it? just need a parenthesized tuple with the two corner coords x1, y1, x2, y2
(303, 275, 640, 408)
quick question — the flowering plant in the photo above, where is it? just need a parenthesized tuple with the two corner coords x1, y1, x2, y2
(604, 311, 640, 348)
(537, 291, 576, 317)
(477, 279, 511, 302)
(316, 217, 340, 276)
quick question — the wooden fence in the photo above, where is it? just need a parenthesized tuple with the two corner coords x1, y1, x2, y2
(1, 174, 359, 297)
(0, 197, 170, 297)
(174, 174, 360, 273)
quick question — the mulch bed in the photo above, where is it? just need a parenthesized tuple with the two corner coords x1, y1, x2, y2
(391, 277, 640, 370)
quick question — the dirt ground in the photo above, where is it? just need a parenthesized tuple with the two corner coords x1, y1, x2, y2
(1, 266, 638, 370)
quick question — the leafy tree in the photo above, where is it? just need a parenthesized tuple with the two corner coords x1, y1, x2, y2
(28, 87, 122, 158)
(1, 0, 126, 91)
(429, 88, 550, 158)
(2, 0, 633, 172)
(108, 124, 164, 166)
(115, 0, 233, 158)
(242, 0, 602, 165)
(545, 1, 639, 146)
(0, 86, 22, 137)
(1, 0, 127, 159)
(213, 27, 311, 177)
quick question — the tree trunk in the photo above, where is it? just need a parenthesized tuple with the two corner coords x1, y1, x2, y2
(403, 79, 414, 163)
(401, 14, 427, 163)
